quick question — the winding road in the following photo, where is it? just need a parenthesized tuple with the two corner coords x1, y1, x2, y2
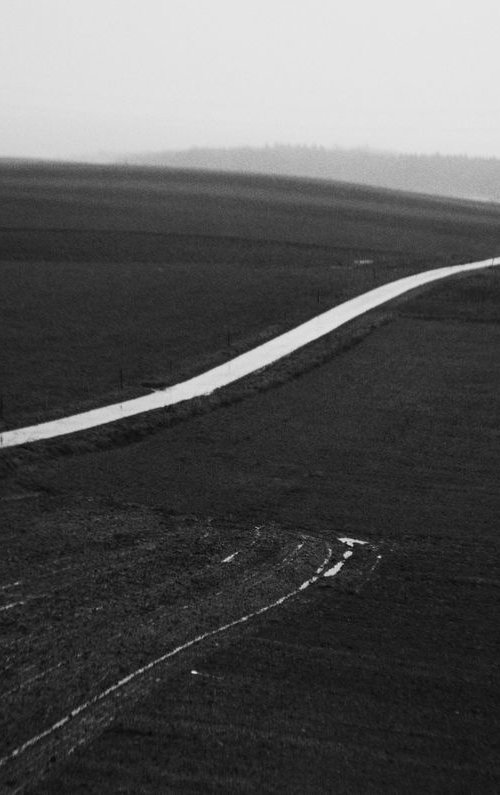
(2, 257, 499, 449)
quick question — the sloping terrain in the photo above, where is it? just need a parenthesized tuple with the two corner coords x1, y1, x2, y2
(127, 145, 500, 204)
(2, 498, 375, 792)
(3, 259, 496, 449)
(1, 269, 498, 792)
(1, 166, 499, 792)
(2, 163, 500, 424)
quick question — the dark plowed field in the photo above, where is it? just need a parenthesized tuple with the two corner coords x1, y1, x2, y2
(1, 268, 497, 792)
(2, 162, 499, 424)
(4, 497, 372, 792)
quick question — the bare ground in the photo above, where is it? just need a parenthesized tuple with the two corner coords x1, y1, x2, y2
(1, 270, 499, 792)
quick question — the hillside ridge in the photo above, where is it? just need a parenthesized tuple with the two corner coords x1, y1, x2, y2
(123, 145, 500, 204)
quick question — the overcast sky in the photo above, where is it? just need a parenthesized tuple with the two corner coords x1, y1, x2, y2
(1, 0, 499, 161)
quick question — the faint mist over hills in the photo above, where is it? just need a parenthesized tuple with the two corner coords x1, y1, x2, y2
(123, 145, 500, 204)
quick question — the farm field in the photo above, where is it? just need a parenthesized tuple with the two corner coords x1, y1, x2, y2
(2, 162, 500, 425)
(1, 267, 499, 792)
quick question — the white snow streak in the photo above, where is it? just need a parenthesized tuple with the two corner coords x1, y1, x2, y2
(324, 536, 374, 578)
(338, 537, 367, 547)
(0, 601, 25, 613)
(0, 544, 334, 770)
(324, 561, 344, 578)
(222, 552, 239, 564)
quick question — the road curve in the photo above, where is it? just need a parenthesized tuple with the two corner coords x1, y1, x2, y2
(2, 257, 499, 449)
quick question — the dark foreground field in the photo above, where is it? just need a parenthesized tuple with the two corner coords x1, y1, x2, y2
(2, 162, 500, 424)
(1, 268, 499, 793)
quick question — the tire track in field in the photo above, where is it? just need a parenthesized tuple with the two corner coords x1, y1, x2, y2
(0, 524, 266, 678)
(0, 523, 305, 709)
(0, 535, 377, 794)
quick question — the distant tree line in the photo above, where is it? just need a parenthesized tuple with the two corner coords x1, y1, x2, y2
(125, 145, 500, 203)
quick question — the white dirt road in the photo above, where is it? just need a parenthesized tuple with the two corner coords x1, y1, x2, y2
(2, 257, 499, 449)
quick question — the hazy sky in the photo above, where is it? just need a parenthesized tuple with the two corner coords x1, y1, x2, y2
(1, 0, 499, 160)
